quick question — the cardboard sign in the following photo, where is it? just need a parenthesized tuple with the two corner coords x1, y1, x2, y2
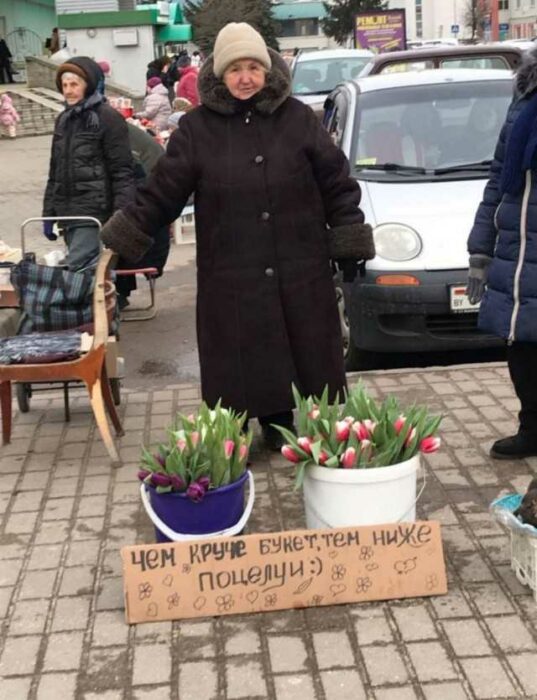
(121, 521, 447, 624)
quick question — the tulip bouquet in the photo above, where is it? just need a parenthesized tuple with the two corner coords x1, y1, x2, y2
(138, 402, 251, 502)
(278, 383, 442, 488)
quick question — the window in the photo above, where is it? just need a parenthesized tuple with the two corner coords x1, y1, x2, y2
(278, 19, 318, 37)
(498, 0, 509, 8)
(440, 56, 510, 70)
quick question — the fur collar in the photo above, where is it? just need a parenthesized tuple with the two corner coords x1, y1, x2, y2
(516, 44, 537, 97)
(198, 48, 291, 116)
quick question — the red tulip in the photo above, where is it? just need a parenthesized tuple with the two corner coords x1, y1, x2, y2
(420, 436, 441, 453)
(318, 450, 329, 465)
(281, 445, 301, 463)
(363, 419, 376, 436)
(224, 439, 235, 459)
(335, 420, 350, 442)
(297, 436, 313, 454)
(340, 447, 357, 469)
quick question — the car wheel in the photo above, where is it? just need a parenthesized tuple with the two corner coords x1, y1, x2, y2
(335, 280, 379, 372)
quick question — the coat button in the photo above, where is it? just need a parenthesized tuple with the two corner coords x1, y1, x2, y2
(261, 211, 270, 221)
(254, 155, 264, 164)
(265, 267, 275, 277)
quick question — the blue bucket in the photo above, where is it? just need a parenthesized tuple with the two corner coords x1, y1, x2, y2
(146, 471, 250, 543)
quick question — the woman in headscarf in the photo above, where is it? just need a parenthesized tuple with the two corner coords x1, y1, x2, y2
(101, 23, 374, 450)
(43, 56, 134, 270)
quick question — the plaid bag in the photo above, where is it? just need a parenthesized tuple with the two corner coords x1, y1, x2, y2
(10, 261, 95, 334)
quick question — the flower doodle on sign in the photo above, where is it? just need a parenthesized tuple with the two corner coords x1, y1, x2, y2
(426, 574, 439, 591)
(310, 595, 324, 606)
(182, 563, 192, 574)
(394, 557, 417, 575)
(359, 546, 374, 561)
(216, 594, 234, 613)
(167, 593, 180, 609)
(138, 582, 153, 600)
(356, 577, 372, 594)
(265, 594, 277, 607)
(331, 564, 346, 581)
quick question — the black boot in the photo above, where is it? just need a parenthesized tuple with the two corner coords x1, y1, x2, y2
(259, 411, 295, 452)
(490, 433, 537, 460)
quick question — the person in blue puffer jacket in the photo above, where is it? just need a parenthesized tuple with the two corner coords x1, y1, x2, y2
(467, 45, 537, 459)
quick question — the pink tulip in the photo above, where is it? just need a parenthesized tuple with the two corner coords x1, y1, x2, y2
(394, 414, 406, 435)
(343, 416, 354, 425)
(308, 404, 320, 419)
(190, 431, 200, 447)
(404, 427, 417, 447)
(335, 421, 350, 442)
(318, 450, 329, 465)
(239, 443, 249, 461)
(224, 439, 234, 459)
(363, 419, 376, 436)
(176, 438, 187, 452)
(341, 447, 357, 468)
(297, 436, 313, 454)
(360, 439, 371, 451)
(420, 436, 441, 453)
(352, 421, 369, 441)
(281, 445, 301, 463)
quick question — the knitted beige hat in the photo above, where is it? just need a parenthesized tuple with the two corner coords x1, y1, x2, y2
(213, 22, 271, 78)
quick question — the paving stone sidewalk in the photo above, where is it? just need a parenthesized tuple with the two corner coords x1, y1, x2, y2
(1, 365, 537, 700)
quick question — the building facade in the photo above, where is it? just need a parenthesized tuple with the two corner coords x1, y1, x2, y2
(0, 0, 56, 60)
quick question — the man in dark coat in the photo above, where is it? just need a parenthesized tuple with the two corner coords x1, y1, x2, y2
(0, 39, 14, 84)
(102, 22, 374, 449)
(468, 44, 537, 459)
(43, 57, 134, 270)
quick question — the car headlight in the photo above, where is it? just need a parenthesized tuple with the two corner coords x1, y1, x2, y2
(373, 223, 422, 261)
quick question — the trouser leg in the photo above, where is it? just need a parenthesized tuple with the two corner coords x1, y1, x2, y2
(258, 410, 294, 428)
(62, 223, 101, 271)
(506, 341, 537, 434)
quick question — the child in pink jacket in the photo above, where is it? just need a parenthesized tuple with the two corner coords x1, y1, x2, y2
(0, 93, 20, 138)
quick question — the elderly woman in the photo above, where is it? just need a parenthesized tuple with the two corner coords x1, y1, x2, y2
(102, 22, 374, 450)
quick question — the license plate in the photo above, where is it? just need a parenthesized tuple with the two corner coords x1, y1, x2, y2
(449, 285, 480, 313)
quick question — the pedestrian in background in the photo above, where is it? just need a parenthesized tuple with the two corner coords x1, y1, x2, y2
(175, 56, 200, 107)
(0, 93, 20, 138)
(0, 39, 14, 84)
(135, 77, 172, 132)
(43, 56, 134, 271)
(467, 45, 537, 459)
(100, 22, 374, 451)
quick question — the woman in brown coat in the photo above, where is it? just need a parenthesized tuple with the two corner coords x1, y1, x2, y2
(102, 22, 374, 450)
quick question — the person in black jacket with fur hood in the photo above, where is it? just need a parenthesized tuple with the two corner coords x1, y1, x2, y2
(43, 56, 134, 271)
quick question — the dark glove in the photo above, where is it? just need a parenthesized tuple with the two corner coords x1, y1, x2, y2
(467, 254, 492, 305)
(337, 259, 359, 283)
(43, 220, 57, 241)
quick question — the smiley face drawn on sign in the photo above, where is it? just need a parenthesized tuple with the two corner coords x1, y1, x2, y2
(394, 557, 417, 575)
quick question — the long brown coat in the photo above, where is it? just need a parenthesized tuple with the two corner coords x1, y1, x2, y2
(102, 51, 374, 417)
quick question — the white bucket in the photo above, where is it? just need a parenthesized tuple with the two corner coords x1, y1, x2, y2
(303, 454, 421, 529)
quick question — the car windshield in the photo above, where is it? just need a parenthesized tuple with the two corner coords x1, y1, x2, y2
(293, 57, 370, 94)
(352, 80, 513, 176)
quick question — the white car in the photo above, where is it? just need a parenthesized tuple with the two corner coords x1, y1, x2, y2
(291, 48, 373, 111)
(323, 69, 513, 369)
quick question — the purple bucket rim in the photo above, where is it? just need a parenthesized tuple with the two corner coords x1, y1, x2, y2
(144, 469, 249, 500)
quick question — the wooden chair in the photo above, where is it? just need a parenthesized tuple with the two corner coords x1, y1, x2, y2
(115, 266, 159, 321)
(0, 249, 124, 464)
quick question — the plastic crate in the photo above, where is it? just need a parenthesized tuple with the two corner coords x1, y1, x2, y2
(490, 493, 537, 601)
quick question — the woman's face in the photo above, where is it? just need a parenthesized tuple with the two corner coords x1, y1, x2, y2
(223, 59, 266, 100)
(62, 75, 86, 105)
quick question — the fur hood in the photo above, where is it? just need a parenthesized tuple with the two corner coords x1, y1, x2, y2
(198, 47, 291, 116)
(516, 45, 537, 97)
